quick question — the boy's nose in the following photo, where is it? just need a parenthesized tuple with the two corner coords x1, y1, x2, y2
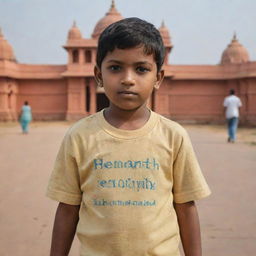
(121, 71, 135, 86)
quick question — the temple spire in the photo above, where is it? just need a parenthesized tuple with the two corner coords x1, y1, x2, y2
(232, 31, 238, 43)
(232, 31, 237, 41)
(111, 0, 115, 8)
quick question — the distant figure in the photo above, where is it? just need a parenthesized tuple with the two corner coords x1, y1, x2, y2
(19, 101, 32, 134)
(223, 89, 242, 143)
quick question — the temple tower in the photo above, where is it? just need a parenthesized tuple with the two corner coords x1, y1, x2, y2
(0, 28, 18, 121)
(158, 21, 173, 64)
(221, 33, 250, 65)
(63, 0, 124, 120)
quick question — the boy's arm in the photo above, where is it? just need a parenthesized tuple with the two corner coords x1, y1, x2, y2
(174, 201, 202, 256)
(50, 202, 80, 256)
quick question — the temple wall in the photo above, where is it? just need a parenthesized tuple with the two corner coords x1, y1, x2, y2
(66, 77, 87, 121)
(243, 78, 256, 125)
(17, 79, 67, 120)
(155, 77, 256, 125)
(1, 65, 256, 125)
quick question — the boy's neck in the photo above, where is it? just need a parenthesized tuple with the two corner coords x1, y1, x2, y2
(103, 105, 151, 130)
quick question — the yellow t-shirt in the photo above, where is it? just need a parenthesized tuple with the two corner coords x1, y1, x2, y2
(47, 109, 211, 256)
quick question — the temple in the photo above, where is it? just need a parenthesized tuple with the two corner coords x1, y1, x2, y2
(0, 1, 255, 124)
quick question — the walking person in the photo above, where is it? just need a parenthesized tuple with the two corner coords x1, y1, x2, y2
(223, 89, 242, 143)
(19, 101, 32, 134)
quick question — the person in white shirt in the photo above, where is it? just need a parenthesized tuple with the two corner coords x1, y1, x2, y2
(223, 89, 242, 142)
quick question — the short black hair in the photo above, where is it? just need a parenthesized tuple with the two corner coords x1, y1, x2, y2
(96, 17, 165, 72)
(230, 89, 235, 95)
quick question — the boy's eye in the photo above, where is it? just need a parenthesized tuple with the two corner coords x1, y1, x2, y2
(136, 66, 150, 73)
(109, 65, 121, 71)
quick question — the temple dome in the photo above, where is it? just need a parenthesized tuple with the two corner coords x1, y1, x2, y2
(158, 21, 172, 47)
(0, 28, 16, 62)
(67, 21, 82, 40)
(91, 0, 123, 39)
(221, 33, 250, 64)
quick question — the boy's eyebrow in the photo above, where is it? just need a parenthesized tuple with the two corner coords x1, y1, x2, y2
(106, 60, 153, 66)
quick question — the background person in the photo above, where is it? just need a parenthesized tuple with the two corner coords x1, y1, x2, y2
(223, 89, 242, 142)
(19, 101, 32, 134)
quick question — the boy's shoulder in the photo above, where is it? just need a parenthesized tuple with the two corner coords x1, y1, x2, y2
(66, 112, 101, 138)
(154, 111, 188, 137)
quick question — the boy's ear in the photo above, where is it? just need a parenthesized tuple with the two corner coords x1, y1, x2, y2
(94, 65, 103, 87)
(154, 69, 165, 90)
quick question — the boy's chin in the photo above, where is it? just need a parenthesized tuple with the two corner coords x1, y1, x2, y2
(109, 103, 147, 112)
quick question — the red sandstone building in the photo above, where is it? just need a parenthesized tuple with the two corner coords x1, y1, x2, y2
(0, 1, 255, 125)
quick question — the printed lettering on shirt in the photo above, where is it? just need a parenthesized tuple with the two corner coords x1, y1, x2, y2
(92, 157, 160, 207)
(93, 158, 160, 171)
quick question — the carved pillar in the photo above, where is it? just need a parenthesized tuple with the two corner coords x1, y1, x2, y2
(89, 78, 96, 114)
(244, 78, 256, 125)
(66, 78, 87, 120)
(92, 50, 96, 64)
(0, 78, 18, 121)
(238, 79, 248, 124)
(68, 50, 72, 65)
(79, 48, 85, 64)
(0, 79, 9, 120)
(7, 81, 18, 121)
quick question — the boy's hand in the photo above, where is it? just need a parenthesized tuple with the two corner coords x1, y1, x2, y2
(50, 202, 80, 256)
(174, 201, 202, 256)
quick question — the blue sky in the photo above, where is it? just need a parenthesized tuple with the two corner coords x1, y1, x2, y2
(0, 0, 255, 65)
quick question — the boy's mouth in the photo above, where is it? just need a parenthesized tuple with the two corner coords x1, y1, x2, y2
(118, 91, 138, 95)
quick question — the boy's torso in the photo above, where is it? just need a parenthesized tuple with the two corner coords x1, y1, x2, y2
(48, 110, 210, 256)
(74, 110, 181, 256)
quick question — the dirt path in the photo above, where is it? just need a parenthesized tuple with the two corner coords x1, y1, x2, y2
(183, 125, 256, 255)
(0, 122, 255, 256)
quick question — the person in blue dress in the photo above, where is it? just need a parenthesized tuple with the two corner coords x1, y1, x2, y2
(19, 101, 32, 134)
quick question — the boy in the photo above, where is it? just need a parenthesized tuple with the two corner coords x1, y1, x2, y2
(47, 18, 211, 256)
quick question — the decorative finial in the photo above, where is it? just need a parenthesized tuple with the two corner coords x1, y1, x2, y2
(161, 20, 165, 27)
(73, 20, 77, 27)
(233, 31, 237, 41)
(111, 0, 115, 8)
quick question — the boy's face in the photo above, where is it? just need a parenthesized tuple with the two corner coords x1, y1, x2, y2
(94, 46, 164, 112)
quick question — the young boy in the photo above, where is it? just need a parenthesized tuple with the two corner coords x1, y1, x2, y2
(47, 18, 211, 256)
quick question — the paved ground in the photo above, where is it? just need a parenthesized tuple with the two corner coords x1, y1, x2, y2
(0, 121, 255, 256)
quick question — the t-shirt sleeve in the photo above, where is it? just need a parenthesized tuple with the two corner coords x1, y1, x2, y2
(46, 132, 82, 205)
(172, 128, 211, 204)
